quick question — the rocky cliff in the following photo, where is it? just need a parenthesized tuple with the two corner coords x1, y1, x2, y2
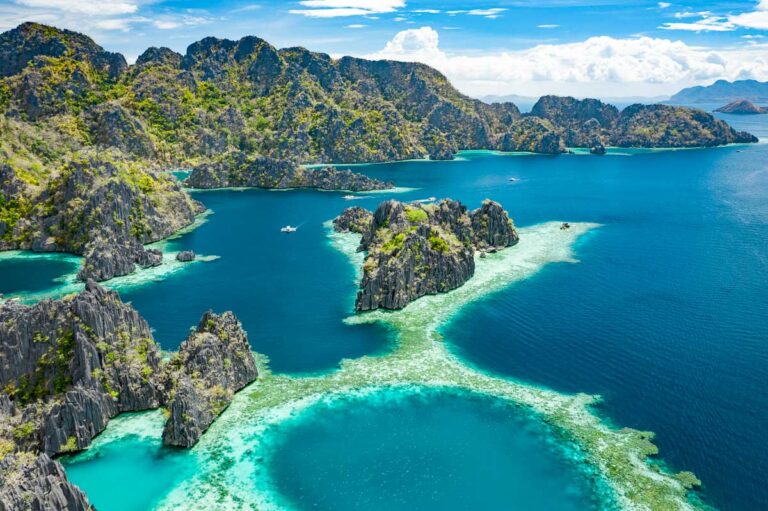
(162, 311, 258, 448)
(0, 283, 259, 507)
(0, 22, 760, 282)
(0, 453, 93, 511)
(0, 280, 163, 456)
(0, 116, 204, 281)
(337, 199, 518, 311)
(185, 151, 392, 191)
(530, 96, 758, 148)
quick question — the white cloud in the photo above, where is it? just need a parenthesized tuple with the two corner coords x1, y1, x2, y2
(467, 8, 506, 19)
(537, 24, 559, 29)
(347, 23, 366, 28)
(413, 9, 439, 14)
(15, 0, 138, 16)
(661, 0, 768, 31)
(365, 26, 768, 97)
(290, 0, 405, 18)
(658, 2, 671, 8)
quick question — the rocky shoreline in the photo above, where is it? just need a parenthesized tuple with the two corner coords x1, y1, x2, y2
(0, 282, 259, 510)
(185, 151, 393, 191)
(334, 199, 519, 311)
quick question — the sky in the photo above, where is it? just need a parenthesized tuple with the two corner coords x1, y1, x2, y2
(1, 0, 767, 98)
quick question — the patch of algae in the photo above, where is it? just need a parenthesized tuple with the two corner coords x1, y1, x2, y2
(83, 221, 704, 511)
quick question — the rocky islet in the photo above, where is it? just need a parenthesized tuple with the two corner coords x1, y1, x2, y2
(0, 282, 259, 509)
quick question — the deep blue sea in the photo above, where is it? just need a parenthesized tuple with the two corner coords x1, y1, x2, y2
(1, 109, 766, 510)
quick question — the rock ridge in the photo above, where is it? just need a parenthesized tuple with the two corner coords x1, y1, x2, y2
(335, 198, 519, 311)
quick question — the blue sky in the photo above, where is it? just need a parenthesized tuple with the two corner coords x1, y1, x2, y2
(1, 0, 767, 98)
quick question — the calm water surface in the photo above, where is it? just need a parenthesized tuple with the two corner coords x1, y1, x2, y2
(262, 388, 602, 511)
(4, 111, 767, 510)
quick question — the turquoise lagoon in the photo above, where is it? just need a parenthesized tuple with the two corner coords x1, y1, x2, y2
(1, 112, 767, 510)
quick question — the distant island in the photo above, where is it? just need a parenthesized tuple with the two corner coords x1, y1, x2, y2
(714, 99, 768, 115)
(670, 79, 768, 104)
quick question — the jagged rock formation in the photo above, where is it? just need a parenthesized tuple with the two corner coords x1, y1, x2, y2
(332, 206, 373, 235)
(0, 22, 759, 282)
(530, 96, 758, 148)
(496, 117, 566, 154)
(0, 283, 259, 506)
(176, 250, 195, 262)
(0, 453, 93, 511)
(0, 137, 203, 280)
(185, 151, 392, 191)
(470, 199, 521, 249)
(714, 99, 767, 115)
(337, 199, 518, 311)
(162, 311, 258, 448)
(0, 280, 163, 456)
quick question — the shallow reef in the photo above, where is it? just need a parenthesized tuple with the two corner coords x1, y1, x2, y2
(67, 221, 704, 511)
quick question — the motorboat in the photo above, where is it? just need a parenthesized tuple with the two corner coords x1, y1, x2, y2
(281, 225, 298, 233)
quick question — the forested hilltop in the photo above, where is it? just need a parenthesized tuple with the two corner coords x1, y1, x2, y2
(0, 22, 758, 282)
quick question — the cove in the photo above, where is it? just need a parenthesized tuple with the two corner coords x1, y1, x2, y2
(0, 251, 80, 297)
(260, 387, 603, 511)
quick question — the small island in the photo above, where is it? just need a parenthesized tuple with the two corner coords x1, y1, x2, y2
(714, 99, 768, 115)
(334, 199, 518, 310)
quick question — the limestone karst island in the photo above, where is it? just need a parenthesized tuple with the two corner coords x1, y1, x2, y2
(1, 2, 767, 511)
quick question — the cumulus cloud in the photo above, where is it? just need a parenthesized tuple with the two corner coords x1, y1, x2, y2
(658, 2, 671, 8)
(661, 0, 768, 31)
(290, 0, 405, 18)
(365, 26, 768, 97)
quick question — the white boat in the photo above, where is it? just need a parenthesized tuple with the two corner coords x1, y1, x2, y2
(509, 177, 519, 182)
(280, 225, 298, 233)
(416, 197, 437, 203)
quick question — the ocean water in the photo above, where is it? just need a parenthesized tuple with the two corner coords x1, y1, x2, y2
(261, 388, 601, 511)
(2, 112, 767, 510)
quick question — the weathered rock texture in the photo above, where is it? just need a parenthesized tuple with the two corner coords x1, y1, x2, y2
(0, 283, 259, 507)
(529, 96, 758, 148)
(0, 280, 162, 456)
(336, 199, 518, 311)
(0, 453, 93, 511)
(0, 22, 760, 278)
(185, 151, 392, 191)
(162, 311, 258, 448)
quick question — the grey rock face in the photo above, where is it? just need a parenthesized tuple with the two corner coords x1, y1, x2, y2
(186, 151, 392, 192)
(2, 151, 203, 282)
(470, 199, 519, 250)
(0, 453, 93, 511)
(0, 280, 162, 456)
(175, 250, 196, 262)
(304, 167, 393, 192)
(332, 206, 373, 235)
(85, 102, 155, 158)
(496, 117, 567, 154)
(0, 22, 126, 79)
(162, 311, 258, 447)
(339, 198, 519, 311)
